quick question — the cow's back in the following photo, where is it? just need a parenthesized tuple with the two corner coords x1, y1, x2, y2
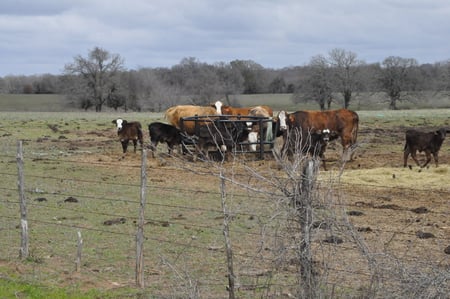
(165, 105, 218, 130)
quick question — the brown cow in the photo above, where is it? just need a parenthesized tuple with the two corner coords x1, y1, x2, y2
(112, 118, 143, 153)
(165, 101, 223, 135)
(276, 109, 359, 161)
(221, 104, 273, 117)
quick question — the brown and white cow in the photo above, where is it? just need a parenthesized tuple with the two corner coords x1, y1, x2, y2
(403, 128, 447, 168)
(112, 119, 143, 153)
(275, 109, 359, 161)
(221, 104, 273, 118)
(164, 101, 223, 135)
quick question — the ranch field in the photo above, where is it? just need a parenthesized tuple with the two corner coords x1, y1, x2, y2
(0, 109, 449, 298)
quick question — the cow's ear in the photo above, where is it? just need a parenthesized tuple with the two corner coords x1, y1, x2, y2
(288, 115, 295, 123)
(123, 120, 128, 125)
(112, 120, 116, 124)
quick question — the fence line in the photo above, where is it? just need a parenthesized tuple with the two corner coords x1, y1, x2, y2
(1, 143, 448, 298)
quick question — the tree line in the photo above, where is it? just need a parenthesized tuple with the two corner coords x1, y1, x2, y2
(1, 46, 450, 111)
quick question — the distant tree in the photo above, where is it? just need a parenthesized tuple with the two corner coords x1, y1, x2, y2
(230, 60, 267, 94)
(378, 56, 418, 110)
(269, 76, 287, 93)
(214, 62, 244, 105)
(64, 47, 125, 111)
(32, 74, 58, 94)
(328, 48, 365, 108)
(170, 57, 222, 105)
(436, 60, 450, 94)
(133, 67, 184, 111)
(2, 75, 32, 94)
(23, 84, 33, 94)
(293, 55, 333, 110)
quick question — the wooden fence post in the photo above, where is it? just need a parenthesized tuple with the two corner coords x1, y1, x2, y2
(75, 231, 83, 272)
(17, 140, 29, 259)
(136, 149, 147, 288)
(298, 159, 318, 298)
(220, 169, 235, 299)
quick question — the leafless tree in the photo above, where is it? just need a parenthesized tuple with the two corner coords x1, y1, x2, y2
(293, 55, 334, 110)
(64, 47, 125, 111)
(379, 56, 419, 110)
(328, 48, 365, 109)
(214, 62, 244, 105)
(230, 60, 268, 94)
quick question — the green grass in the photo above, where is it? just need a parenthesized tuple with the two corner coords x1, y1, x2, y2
(1, 92, 449, 112)
(0, 279, 105, 299)
(0, 94, 71, 111)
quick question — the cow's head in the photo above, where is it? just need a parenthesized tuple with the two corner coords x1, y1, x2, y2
(212, 101, 223, 115)
(321, 129, 331, 143)
(277, 111, 288, 131)
(113, 118, 127, 130)
(436, 128, 447, 139)
(312, 129, 337, 145)
(220, 105, 233, 115)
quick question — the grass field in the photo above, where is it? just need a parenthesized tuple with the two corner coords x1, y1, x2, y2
(0, 106, 449, 298)
(1, 91, 449, 112)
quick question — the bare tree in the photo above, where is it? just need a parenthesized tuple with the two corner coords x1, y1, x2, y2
(329, 48, 365, 109)
(214, 62, 244, 105)
(64, 47, 125, 111)
(230, 60, 268, 94)
(379, 56, 418, 110)
(293, 55, 334, 110)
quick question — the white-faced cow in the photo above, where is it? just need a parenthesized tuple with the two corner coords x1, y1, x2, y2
(148, 122, 183, 158)
(403, 128, 447, 168)
(280, 127, 337, 170)
(275, 109, 359, 161)
(112, 119, 143, 153)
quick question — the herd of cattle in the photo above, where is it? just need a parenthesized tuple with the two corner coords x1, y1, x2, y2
(112, 101, 448, 169)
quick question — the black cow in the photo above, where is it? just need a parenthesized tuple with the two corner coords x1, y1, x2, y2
(194, 119, 250, 161)
(403, 128, 447, 168)
(148, 122, 183, 158)
(282, 127, 337, 170)
(112, 119, 143, 153)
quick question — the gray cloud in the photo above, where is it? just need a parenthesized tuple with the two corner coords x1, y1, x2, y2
(1, 0, 450, 75)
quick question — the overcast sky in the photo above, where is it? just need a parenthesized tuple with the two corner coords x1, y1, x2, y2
(1, 0, 450, 76)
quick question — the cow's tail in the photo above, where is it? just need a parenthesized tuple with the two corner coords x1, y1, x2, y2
(351, 112, 359, 145)
(137, 124, 144, 146)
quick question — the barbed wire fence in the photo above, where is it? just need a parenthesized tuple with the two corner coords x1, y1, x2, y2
(0, 140, 449, 298)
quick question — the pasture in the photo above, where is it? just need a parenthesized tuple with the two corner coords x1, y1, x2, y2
(0, 109, 449, 298)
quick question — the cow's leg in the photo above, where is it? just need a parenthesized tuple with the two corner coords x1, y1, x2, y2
(121, 140, 128, 153)
(403, 146, 410, 167)
(410, 150, 421, 167)
(422, 150, 432, 168)
(432, 152, 439, 167)
(321, 155, 327, 171)
(167, 142, 174, 155)
(132, 139, 138, 153)
(150, 141, 158, 158)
